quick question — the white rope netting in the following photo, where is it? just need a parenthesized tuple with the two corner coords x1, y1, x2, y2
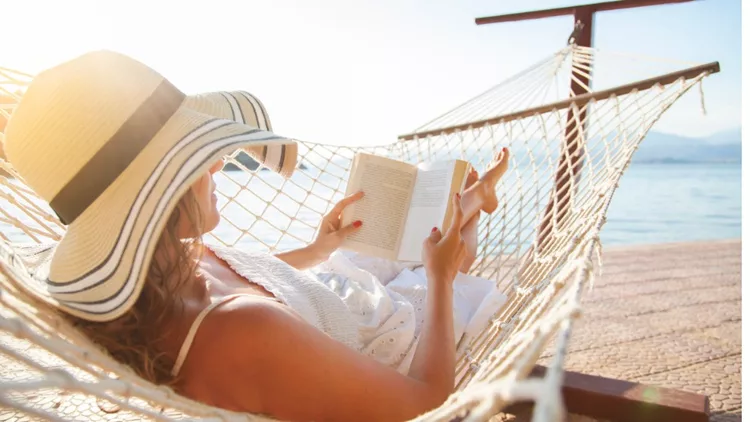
(0, 45, 716, 421)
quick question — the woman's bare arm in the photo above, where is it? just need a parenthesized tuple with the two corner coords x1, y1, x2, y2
(409, 193, 467, 395)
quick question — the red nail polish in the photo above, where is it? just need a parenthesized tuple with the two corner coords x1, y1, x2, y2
(431, 227, 437, 233)
(353, 220, 362, 228)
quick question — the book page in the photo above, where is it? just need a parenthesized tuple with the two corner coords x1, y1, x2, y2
(397, 160, 456, 262)
(340, 153, 417, 260)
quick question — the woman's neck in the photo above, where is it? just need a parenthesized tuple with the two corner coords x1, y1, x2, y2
(148, 242, 211, 366)
(147, 240, 213, 318)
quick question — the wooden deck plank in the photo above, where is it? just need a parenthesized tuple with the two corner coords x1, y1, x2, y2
(503, 365, 710, 422)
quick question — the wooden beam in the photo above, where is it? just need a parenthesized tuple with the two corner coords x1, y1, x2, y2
(503, 365, 710, 422)
(397, 61, 720, 141)
(538, 5, 594, 251)
(475, 0, 698, 25)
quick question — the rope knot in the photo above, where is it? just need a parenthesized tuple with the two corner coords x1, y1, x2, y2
(515, 285, 533, 297)
(570, 306, 583, 319)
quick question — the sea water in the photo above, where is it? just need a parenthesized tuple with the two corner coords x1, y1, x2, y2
(0, 162, 740, 249)
(599, 162, 741, 246)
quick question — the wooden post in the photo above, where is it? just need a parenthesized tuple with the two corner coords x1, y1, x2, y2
(537, 6, 594, 249)
(475, 0, 699, 250)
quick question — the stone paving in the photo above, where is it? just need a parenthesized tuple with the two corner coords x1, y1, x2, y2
(533, 239, 742, 421)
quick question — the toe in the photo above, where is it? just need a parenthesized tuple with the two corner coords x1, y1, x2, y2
(498, 147, 510, 163)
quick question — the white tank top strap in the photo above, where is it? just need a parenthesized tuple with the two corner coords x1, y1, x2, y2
(171, 293, 281, 377)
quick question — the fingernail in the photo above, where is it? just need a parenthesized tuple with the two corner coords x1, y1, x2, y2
(431, 227, 437, 233)
(353, 220, 362, 228)
(456, 193, 461, 199)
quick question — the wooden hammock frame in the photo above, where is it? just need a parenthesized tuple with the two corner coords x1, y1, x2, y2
(397, 0, 718, 420)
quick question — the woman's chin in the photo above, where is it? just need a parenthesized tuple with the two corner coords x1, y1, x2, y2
(205, 213, 221, 233)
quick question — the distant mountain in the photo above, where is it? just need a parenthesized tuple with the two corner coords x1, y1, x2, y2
(706, 127, 742, 145)
(443, 127, 743, 165)
(632, 128, 742, 164)
(450, 128, 743, 165)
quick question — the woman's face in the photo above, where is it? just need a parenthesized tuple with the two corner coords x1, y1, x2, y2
(176, 159, 224, 238)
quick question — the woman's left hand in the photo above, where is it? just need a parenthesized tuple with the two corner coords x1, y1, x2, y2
(311, 191, 365, 258)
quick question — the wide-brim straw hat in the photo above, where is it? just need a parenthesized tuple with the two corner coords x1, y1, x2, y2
(3, 50, 298, 322)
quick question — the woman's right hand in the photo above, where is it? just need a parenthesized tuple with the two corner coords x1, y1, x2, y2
(422, 193, 467, 286)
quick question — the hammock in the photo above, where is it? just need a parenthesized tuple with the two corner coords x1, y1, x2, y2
(0, 45, 718, 421)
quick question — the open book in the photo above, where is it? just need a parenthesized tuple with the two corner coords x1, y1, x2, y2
(340, 152, 470, 262)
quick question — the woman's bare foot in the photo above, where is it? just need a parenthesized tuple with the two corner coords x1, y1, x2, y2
(456, 148, 511, 228)
(464, 166, 479, 190)
(476, 147, 510, 214)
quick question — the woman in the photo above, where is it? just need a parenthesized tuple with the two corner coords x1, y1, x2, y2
(4, 50, 509, 422)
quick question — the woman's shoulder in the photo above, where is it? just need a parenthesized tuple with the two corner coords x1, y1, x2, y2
(178, 295, 302, 408)
(186, 294, 299, 357)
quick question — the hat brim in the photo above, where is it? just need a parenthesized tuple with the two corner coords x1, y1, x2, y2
(19, 105, 297, 322)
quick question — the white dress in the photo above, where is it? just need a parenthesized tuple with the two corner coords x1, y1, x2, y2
(208, 245, 507, 374)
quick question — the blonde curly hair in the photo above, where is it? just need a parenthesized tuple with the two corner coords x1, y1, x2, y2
(65, 190, 205, 386)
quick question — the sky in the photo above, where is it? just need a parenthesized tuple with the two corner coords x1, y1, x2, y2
(3, 0, 742, 146)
